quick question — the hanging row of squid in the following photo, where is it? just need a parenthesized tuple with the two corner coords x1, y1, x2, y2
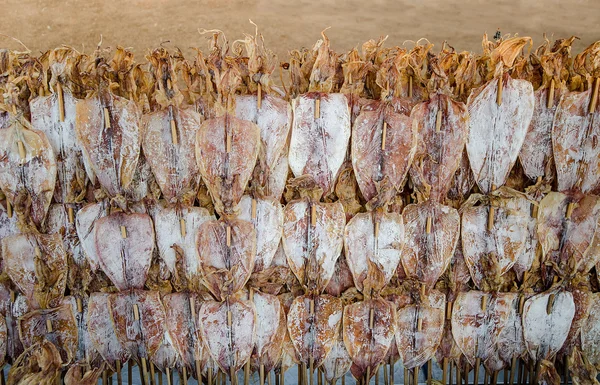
(0, 29, 599, 385)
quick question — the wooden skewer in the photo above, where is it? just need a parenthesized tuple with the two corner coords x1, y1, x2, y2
(182, 367, 188, 385)
(128, 360, 133, 385)
(251, 199, 257, 220)
(408, 76, 413, 98)
(165, 367, 171, 385)
(311, 205, 317, 226)
(403, 368, 409, 385)
(456, 362, 461, 385)
(158, 370, 163, 385)
(481, 295, 488, 312)
(103, 370, 108, 385)
(435, 110, 442, 133)
(310, 358, 315, 385)
(68, 207, 74, 224)
(121, 225, 127, 239)
(133, 304, 149, 385)
(496, 76, 503, 106)
(349, 72, 353, 85)
(208, 365, 213, 385)
(365, 365, 371, 385)
(446, 301, 453, 320)
(46, 318, 53, 333)
(425, 217, 432, 234)
(474, 358, 480, 385)
(381, 122, 387, 151)
(6, 201, 12, 218)
(257, 84, 262, 110)
(426, 360, 432, 385)
(442, 359, 448, 385)
(245, 289, 254, 385)
(300, 363, 306, 385)
(170, 118, 178, 145)
(226, 226, 231, 247)
(104, 107, 111, 129)
(547, 79, 555, 109)
(375, 221, 380, 239)
(412, 368, 418, 385)
(565, 202, 575, 219)
(180, 218, 186, 238)
(375, 366, 380, 385)
(315, 98, 321, 120)
(226, 132, 232, 153)
(590, 77, 599, 115)
(487, 205, 495, 232)
(116, 360, 122, 385)
(547, 293, 556, 315)
(383, 362, 389, 385)
(76, 297, 83, 313)
(449, 361, 454, 385)
(389, 357, 394, 385)
(17, 140, 26, 161)
(483, 369, 489, 385)
(260, 364, 266, 385)
(56, 82, 65, 122)
(492, 370, 498, 385)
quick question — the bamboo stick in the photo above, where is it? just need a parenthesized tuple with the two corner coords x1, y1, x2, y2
(104, 108, 111, 129)
(547, 79, 555, 109)
(257, 84, 262, 110)
(590, 77, 599, 114)
(497, 76, 503, 106)
(381, 122, 388, 151)
(315, 98, 320, 120)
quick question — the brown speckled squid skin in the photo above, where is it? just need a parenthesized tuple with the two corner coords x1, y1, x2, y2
(108, 290, 167, 367)
(466, 73, 534, 194)
(75, 89, 142, 199)
(351, 100, 415, 205)
(344, 210, 404, 294)
(451, 291, 514, 367)
(18, 303, 78, 364)
(235, 94, 292, 199)
(289, 93, 351, 198)
(395, 293, 445, 369)
(1, 232, 67, 310)
(461, 204, 528, 290)
(0, 121, 57, 227)
(282, 199, 345, 295)
(409, 92, 469, 202)
(522, 289, 575, 361)
(321, 331, 352, 384)
(87, 292, 129, 369)
(142, 106, 203, 205)
(162, 292, 203, 372)
(287, 294, 343, 368)
(30, 88, 87, 204)
(519, 84, 568, 181)
(401, 201, 460, 289)
(195, 114, 261, 216)
(250, 291, 287, 373)
(93, 212, 155, 291)
(536, 192, 600, 283)
(196, 218, 256, 301)
(343, 298, 396, 380)
(581, 293, 600, 369)
(553, 87, 600, 195)
(198, 298, 255, 379)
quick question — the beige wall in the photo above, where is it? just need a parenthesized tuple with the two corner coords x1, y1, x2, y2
(3, 0, 598, 59)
